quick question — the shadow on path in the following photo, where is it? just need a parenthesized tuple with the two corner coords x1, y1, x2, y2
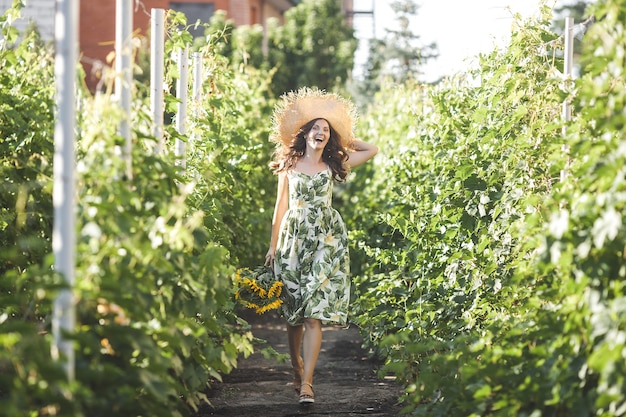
(194, 310, 404, 417)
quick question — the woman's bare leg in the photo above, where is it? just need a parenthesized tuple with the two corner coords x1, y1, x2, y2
(287, 323, 304, 389)
(301, 318, 322, 393)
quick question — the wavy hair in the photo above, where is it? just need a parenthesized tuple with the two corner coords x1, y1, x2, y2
(269, 118, 350, 182)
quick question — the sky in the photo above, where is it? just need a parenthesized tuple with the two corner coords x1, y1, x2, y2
(351, 0, 564, 82)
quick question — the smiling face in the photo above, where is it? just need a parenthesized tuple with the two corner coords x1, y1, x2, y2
(305, 119, 331, 151)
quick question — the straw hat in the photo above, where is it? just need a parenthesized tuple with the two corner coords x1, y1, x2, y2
(270, 87, 357, 149)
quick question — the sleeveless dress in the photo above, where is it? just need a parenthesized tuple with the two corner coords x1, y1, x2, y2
(274, 168, 350, 326)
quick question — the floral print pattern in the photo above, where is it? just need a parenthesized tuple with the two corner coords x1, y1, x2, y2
(274, 169, 350, 326)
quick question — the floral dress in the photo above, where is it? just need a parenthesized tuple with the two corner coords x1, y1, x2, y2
(274, 168, 350, 326)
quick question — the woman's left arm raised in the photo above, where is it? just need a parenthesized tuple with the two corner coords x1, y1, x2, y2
(347, 139, 379, 168)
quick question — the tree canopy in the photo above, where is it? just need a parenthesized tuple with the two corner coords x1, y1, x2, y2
(200, 0, 357, 96)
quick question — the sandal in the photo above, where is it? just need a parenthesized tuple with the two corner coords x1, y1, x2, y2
(299, 382, 315, 404)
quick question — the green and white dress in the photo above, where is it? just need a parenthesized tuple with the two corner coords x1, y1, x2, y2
(274, 168, 350, 326)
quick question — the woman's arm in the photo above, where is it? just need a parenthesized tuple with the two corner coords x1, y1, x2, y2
(346, 139, 379, 168)
(265, 172, 289, 267)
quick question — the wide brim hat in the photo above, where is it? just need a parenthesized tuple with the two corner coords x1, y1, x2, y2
(269, 87, 357, 150)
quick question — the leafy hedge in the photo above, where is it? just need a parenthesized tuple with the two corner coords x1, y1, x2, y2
(0, 6, 276, 416)
(346, 0, 626, 416)
(4, 0, 626, 415)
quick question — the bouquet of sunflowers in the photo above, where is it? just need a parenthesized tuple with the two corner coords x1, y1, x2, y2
(234, 266, 283, 314)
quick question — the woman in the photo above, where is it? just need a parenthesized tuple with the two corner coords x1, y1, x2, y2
(264, 87, 378, 405)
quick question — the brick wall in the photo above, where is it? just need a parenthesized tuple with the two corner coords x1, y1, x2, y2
(80, 0, 231, 91)
(228, 0, 248, 26)
(0, 0, 299, 91)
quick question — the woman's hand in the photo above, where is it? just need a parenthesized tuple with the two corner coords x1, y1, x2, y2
(265, 248, 275, 268)
(347, 139, 378, 168)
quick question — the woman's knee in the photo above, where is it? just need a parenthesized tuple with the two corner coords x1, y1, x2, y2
(303, 318, 321, 331)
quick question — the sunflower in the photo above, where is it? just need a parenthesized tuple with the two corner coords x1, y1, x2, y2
(234, 266, 283, 314)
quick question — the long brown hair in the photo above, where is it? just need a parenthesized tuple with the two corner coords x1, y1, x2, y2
(270, 118, 350, 182)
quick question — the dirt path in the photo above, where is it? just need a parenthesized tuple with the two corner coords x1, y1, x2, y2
(195, 311, 404, 417)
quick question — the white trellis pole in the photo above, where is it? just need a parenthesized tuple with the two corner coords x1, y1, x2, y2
(560, 16, 574, 183)
(562, 16, 574, 132)
(116, 0, 133, 179)
(151, 8, 165, 153)
(192, 52, 202, 105)
(191, 52, 202, 156)
(51, 0, 78, 382)
(175, 48, 189, 169)
(191, 52, 203, 148)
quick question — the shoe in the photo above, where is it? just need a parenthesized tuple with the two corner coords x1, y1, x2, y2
(299, 382, 314, 404)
